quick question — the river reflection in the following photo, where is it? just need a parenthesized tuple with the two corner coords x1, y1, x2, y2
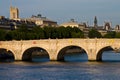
(0, 52, 120, 80)
(0, 61, 120, 80)
(102, 51, 120, 62)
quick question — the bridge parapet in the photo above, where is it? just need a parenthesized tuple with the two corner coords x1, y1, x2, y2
(0, 39, 120, 61)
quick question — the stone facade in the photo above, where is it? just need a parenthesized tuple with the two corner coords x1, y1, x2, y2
(60, 19, 85, 29)
(10, 6, 19, 20)
(0, 39, 120, 61)
(25, 15, 57, 27)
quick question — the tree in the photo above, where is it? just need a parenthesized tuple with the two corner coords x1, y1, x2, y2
(103, 31, 116, 38)
(115, 32, 120, 38)
(58, 27, 71, 38)
(71, 32, 84, 38)
(0, 25, 86, 40)
(32, 26, 45, 39)
(88, 29, 102, 38)
(0, 29, 6, 41)
(5, 31, 13, 40)
(50, 27, 58, 39)
(26, 32, 36, 40)
(43, 26, 52, 39)
(71, 27, 84, 38)
(17, 24, 28, 32)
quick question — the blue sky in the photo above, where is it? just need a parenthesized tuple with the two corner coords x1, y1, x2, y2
(0, 0, 120, 26)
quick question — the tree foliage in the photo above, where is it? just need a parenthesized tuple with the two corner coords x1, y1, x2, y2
(88, 29, 102, 38)
(1, 24, 120, 41)
(0, 25, 85, 41)
(103, 31, 116, 38)
(0, 29, 6, 41)
(115, 32, 120, 38)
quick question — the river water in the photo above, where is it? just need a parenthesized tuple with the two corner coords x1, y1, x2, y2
(0, 51, 120, 80)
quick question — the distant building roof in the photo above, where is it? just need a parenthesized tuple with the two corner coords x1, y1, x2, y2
(0, 16, 5, 19)
(25, 14, 56, 23)
(61, 21, 79, 26)
(60, 19, 80, 27)
(20, 14, 57, 26)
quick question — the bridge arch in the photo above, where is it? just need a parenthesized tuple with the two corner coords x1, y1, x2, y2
(96, 46, 113, 61)
(22, 47, 50, 61)
(0, 48, 15, 62)
(57, 45, 88, 61)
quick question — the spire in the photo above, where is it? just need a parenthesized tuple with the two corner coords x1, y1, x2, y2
(94, 16, 98, 27)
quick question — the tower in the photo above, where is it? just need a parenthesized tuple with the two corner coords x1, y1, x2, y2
(94, 16, 98, 28)
(104, 22, 111, 30)
(10, 6, 19, 20)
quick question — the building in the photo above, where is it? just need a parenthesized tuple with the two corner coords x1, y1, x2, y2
(115, 25, 120, 32)
(60, 19, 86, 30)
(60, 19, 79, 27)
(24, 14, 57, 27)
(10, 6, 19, 20)
(94, 16, 98, 28)
(0, 16, 5, 19)
(9, 5, 57, 27)
(0, 6, 36, 30)
(104, 22, 111, 30)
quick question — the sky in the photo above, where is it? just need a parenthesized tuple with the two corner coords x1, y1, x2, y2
(0, 0, 120, 26)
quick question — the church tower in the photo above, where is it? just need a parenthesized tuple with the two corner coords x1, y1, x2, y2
(94, 16, 98, 28)
(10, 6, 19, 20)
(104, 22, 111, 30)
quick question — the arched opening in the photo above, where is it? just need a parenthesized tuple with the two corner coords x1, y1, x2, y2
(0, 48, 15, 62)
(57, 45, 88, 62)
(97, 46, 120, 62)
(22, 47, 50, 62)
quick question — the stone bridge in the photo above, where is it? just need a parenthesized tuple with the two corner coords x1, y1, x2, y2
(0, 39, 120, 61)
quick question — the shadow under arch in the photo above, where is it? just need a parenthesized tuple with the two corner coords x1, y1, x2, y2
(22, 47, 50, 62)
(97, 46, 113, 61)
(57, 45, 88, 61)
(0, 48, 15, 62)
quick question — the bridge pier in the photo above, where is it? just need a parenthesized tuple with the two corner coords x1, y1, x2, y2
(14, 51, 23, 61)
(49, 54, 58, 61)
(88, 56, 97, 61)
(47, 50, 58, 61)
(87, 49, 97, 61)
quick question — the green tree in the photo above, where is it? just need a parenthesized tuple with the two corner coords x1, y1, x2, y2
(71, 32, 84, 38)
(50, 27, 58, 39)
(71, 27, 84, 38)
(0, 29, 6, 41)
(72, 27, 81, 33)
(43, 26, 53, 39)
(103, 31, 116, 38)
(5, 31, 13, 40)
(88, 29, 102, 38)
(115, 32, 120, 38)
(0, 25, 86, 40)
(26, 32, 36, 40)
(56, 27, 64, 38)
(32, 26, 45, 39)
(57, 27, 70, 38)
(8, 30, 26, 40)
(12, 24, 29, 40)
(17, 24, 28, 32)
(57, 26, 84, 38)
